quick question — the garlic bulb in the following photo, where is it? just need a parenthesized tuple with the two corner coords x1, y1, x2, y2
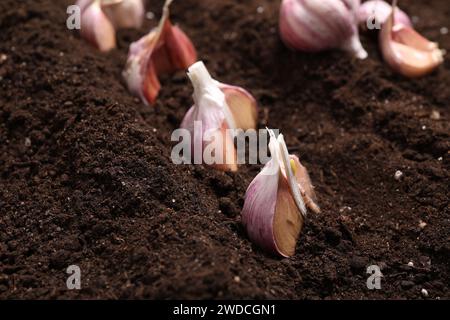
(279, 0, 368, 59)
(242, 130, 320, 257)
(380, 0, 444, 78)
(123, 0, 197, 105)
(358, 0, 411, 28)
(79, 0, 116, 52)
(180, 61, 258, 172)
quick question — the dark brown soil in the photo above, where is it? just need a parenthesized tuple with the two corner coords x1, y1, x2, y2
(0, 0, 449, 299)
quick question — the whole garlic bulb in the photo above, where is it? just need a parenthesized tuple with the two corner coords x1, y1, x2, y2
(279, 0, 368, 59)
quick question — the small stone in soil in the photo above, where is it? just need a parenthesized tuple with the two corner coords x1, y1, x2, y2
(430, 110, 440, 120)
(421, 288, 429, 297)
(394, 170, 403, 180)
(418, 220, 427, 229)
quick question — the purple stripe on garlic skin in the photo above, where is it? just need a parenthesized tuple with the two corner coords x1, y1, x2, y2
(302, 0, 355, 46)
(279, 0, 368, 59)
(358, 0, 412, 27)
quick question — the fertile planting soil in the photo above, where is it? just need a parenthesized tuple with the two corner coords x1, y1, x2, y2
(0, 0, 449, 299)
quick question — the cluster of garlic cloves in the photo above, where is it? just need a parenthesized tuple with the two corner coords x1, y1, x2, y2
(123, 0, 197, 105)
(279, 0, 368, 59)
(358, 0, 411, 28)
(241, 130, 319, 258)
(380, 0, 444, 78)
(77, 0, 144, 52)
(180, 61, 258, 172)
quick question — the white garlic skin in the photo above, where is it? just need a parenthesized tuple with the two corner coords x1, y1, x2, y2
(279, 0, 368, 59)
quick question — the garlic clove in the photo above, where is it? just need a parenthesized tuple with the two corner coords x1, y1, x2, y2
(358, 0, 412, 27)
(122, 31, 160, 104)
(123, 0, 197, 105)
(181, 61, 239, 172)
(391, 25, 439, 51)
(279, 0, 368, 59)
(380, 1, 444, 78)
(102, 0, 145, 29)
(242, 130, 319, 257)
(220, 84, 258, 131)
(80, 0, 116, 52)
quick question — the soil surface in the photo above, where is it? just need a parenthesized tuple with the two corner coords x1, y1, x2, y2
(0, 0, 449, 299)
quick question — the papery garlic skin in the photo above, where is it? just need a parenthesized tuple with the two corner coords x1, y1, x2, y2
(380, 1, 444, 78)
(358, 0, 411, 28)
(279, 0, 368, 59)
(103, 0, 145, 29)
(123, 0, 197, 105)
(181, 61, 237, 171)
(242, 130, 319, 257)
(180, 61, 258, 172)
(80, 0, 116, 52)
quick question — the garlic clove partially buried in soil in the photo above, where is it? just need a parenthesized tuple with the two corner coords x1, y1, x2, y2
(122, 0, 197, 105)
(380, 0, 444, 78)
(102, 0, 145, 29)
(77, 0, 145, 51)
(79, 0, 117, 52)
(180, 61, 258, 172)
(279, 0, 368, 59)
(358, 0, 411, 28)
(241, 130, 320, 258)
